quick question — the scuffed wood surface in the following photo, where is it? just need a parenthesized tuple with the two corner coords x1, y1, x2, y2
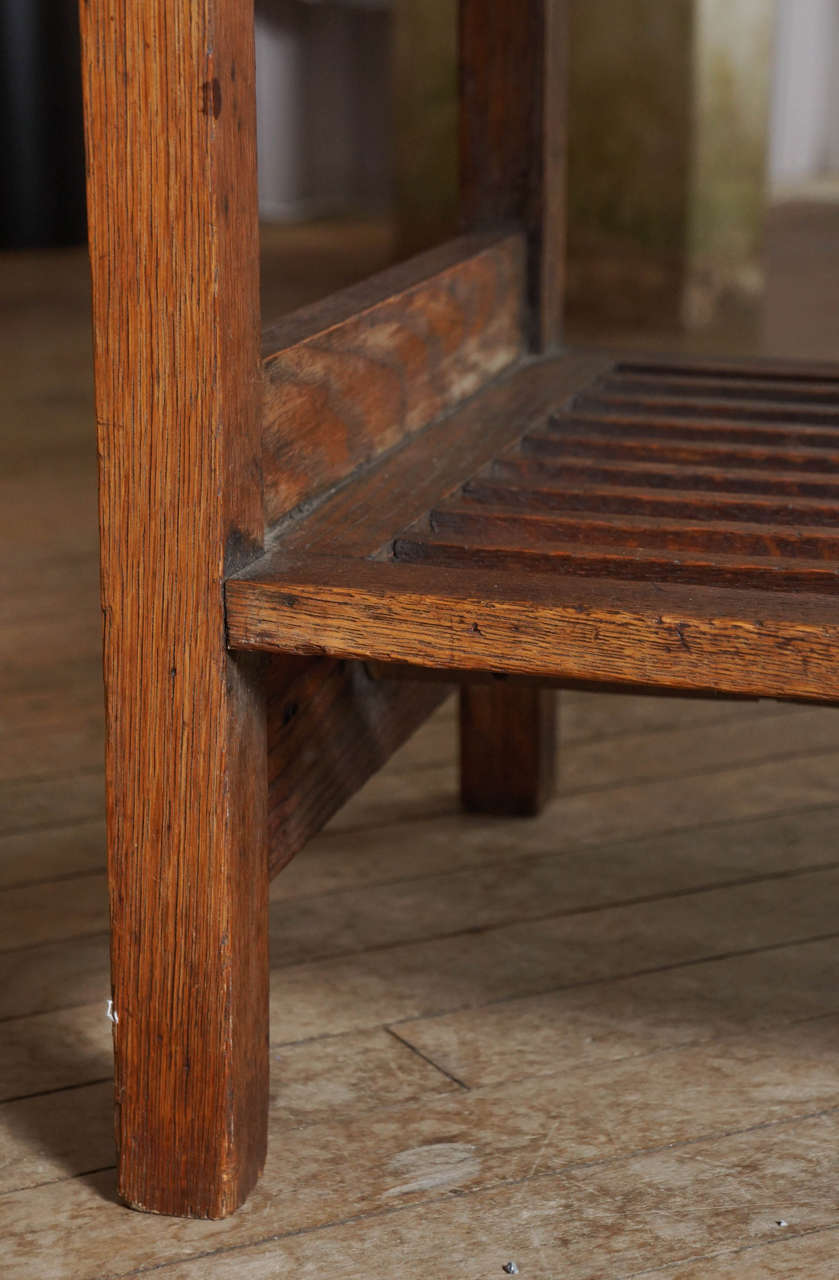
(5, 1042, 839, 1277)
(80, 0, 268, 1217)
(227, 554, 839, 702)
(230, 351, 839, 704)
(271, 351, 610, 556)
(261, 233, 525, 523)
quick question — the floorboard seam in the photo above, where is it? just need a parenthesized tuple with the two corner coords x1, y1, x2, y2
(0, 1077, 113, 1107)
(268, 866, 839, 969)
(384, 1025, 471, 1091)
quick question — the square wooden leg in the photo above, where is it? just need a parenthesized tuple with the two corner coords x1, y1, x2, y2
(106, 654, 269, 1218)
(459, 684, 557, 816)
(81, 0, 268, 1219)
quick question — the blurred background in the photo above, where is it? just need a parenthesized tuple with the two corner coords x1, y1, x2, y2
(2, 0, 838, 342)
(2, 0, 839, 339)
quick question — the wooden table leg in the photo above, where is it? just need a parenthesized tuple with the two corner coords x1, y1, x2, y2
(460, 684, 557, 816)
(80, 0, 268, 1218)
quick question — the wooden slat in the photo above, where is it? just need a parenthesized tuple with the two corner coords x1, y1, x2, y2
(395, 532, 839, 595)
(428, 503, 839, 558)
(524, 429, 839, 472)
(612, 353, 839, 381)
(493, 453, 839, 500)
(261, 233, 526, 524)
(464, 472, 839, 527)
(230, 352, 839, 703)
(459, 0, 567, 350)
(226, 556, 839, 701)
(573, 390, 839, 427)
(599, 370, 839, 404)
(265, 657, 450, 878)
(560, 409, 839, 448)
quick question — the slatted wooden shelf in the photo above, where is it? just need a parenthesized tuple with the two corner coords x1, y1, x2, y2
(82, 0, 839, 1224)
(227, 351, 839, 704)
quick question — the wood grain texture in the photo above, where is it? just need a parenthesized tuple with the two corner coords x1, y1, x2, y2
(612, 352, 839, 381)
(469, 464, 839, 525)
(496, 452, 839, 501)
(457, 0, 565, 819)
(272, 351, 611, 556)
(460, 684, 556, 815)
(459, 0, 567, 349)
(397, 527, 839, 594)
(395, 357, 839, 599)
(80, 0, 268, 1217)
(265, 657, 450, 877)
(228, 352, 839, 702)
(261, 233, 525, 523)
(226, 553, 839, 702)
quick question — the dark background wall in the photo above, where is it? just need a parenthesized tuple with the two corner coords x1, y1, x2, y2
(0, 0, 86, 248)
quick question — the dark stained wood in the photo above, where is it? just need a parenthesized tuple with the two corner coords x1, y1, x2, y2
(424, 504, 839, 559)
(261, 233, 526, 523)
(561, 410, 839, 447)
(274, 352, 611, 557)
(251, 351, 586, 851)
(459, 0, 567, 350)
(365, 661, 763, 703)
(463, 472, 839, 527)
(460, 684, 556, 816)
(458, 0, 567, 807)
(493, 453, 839, 501)
(226, 351, 839, 703)
(525, 428, 839, 473)
(612, 353, 839, 381)
(80, 0, 268, 1218)
(226, 553, 839, 702)
(394, 532, 839, 595)
(265, 658, 450, 877)
(395, 356, 839, 595)
(597, 370, 839, 405)
(577, 388, 839, 423)
(264, 353, 607, 837)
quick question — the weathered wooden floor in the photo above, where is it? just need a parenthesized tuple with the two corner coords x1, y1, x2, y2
(2, 207, 839, 1277)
